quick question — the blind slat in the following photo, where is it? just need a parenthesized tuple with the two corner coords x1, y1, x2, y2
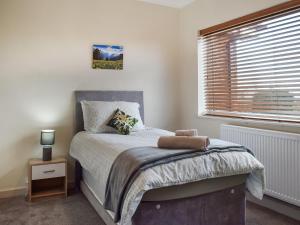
(204, 67, 300, 77)
(204, 46, 300, 65)
(204, 71, 300, 81)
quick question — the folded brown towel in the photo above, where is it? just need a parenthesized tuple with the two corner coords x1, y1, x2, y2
(157, 136, 210, 150)
(175, 129, 198, 136)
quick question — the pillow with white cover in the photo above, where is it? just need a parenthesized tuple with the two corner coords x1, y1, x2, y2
(81, 101, 144, 133)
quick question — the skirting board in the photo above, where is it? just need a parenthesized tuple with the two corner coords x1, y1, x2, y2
(0, 186, 26, 199)
(81, 181, 116, 225)
(247, 193, 300, 221)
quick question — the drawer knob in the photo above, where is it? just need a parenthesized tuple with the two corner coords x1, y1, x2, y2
(43, 170, 55, 173)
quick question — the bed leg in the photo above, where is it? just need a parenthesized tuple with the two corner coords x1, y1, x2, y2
(75, 160, 82, 192)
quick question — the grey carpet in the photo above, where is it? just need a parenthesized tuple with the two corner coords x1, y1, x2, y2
(246, 202, 300, 225)
(0, 193, 104, 225)
(0, 193, 299, 225)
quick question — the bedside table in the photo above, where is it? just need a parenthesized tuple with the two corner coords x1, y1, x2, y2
(28, 157, 67, 201)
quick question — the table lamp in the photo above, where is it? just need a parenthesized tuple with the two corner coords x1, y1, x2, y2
(40, 130, 55, 161)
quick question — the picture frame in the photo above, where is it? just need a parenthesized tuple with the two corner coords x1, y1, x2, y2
(92, 45, 123, 70)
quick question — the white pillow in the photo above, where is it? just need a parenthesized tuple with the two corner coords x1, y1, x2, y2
(81, 101, 144, 133)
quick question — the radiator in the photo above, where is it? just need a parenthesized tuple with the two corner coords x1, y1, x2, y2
(220, 124, 300, 207)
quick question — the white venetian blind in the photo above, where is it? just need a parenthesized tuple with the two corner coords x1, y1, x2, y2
(200, 6, 300, 123)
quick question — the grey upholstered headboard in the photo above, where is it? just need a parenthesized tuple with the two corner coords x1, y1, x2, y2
(75, 91, 144, 133)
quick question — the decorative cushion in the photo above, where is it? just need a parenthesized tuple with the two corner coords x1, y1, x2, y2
(107, 109, 138, 135)
(81, 101, 144, 133)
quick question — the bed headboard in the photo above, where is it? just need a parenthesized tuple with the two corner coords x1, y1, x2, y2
(75, 90, 144, 133)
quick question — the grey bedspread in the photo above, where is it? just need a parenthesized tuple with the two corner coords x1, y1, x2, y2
(104, 140, 252, 222)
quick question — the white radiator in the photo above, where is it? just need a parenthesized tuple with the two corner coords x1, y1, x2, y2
(220, 124, 300, 207)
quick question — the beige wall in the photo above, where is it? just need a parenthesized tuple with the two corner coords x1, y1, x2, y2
(178, 0, 300, 138)
(0, 0, 180, 191)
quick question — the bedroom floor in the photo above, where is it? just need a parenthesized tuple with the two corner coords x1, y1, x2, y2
(0, 193, 299, 225)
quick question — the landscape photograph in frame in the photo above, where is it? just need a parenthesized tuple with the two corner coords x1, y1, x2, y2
(92, 44, 123, 70)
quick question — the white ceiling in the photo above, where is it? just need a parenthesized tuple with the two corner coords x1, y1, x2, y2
(138, 0, 195, 8)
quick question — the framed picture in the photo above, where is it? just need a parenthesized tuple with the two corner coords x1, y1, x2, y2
(92, 44, 123, 70)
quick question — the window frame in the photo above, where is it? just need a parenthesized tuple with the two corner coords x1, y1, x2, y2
(198, 1, 300, 124)
(199, 1, 300, 37)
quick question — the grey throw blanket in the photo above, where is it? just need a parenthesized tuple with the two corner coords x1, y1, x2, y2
(104, 140, 252, 222)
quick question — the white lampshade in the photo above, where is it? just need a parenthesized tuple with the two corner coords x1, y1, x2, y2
(40, 130, 55, 146)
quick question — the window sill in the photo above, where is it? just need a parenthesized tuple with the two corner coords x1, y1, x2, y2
(197, 114, 300, 128)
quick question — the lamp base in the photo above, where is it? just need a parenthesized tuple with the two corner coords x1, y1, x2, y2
(43, 147, 52, 161)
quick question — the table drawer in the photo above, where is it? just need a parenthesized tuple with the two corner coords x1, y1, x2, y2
(32, 163, 65, 180)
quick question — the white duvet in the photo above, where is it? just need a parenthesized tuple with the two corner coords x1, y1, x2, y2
(69, 128, 265, 225)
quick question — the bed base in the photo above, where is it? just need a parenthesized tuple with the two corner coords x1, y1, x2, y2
(133, 184, 246, 225)
(78, 160, 246, 225)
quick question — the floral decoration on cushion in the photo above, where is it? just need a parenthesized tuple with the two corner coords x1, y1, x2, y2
(107, 108, 138, 135)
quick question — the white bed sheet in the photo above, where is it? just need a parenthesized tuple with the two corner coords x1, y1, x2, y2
(70, 128, 172, 203)
(70, 128, 265, 225)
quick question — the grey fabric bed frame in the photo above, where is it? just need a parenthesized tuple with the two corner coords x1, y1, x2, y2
(73, 90, 246, 225)
(75, 90, 144, 133)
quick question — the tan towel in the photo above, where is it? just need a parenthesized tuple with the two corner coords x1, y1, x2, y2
(175, 129, 198, 136)
(158, 136, 210, 150)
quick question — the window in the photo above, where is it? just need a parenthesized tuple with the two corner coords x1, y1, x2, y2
(199, 1, 300, 123)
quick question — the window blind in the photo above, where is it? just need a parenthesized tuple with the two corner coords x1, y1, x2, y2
(200, 5, 300, 123)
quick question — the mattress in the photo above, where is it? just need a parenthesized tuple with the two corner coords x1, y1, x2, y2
(83, 168, 248, 203)
(70, 128, 264, 225)
(83, 169, 105, 204)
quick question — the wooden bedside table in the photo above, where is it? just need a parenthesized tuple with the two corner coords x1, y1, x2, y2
(28, 157, 67, 201)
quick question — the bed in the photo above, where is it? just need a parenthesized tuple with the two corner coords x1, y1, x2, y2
(70, 90, 265, 225)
